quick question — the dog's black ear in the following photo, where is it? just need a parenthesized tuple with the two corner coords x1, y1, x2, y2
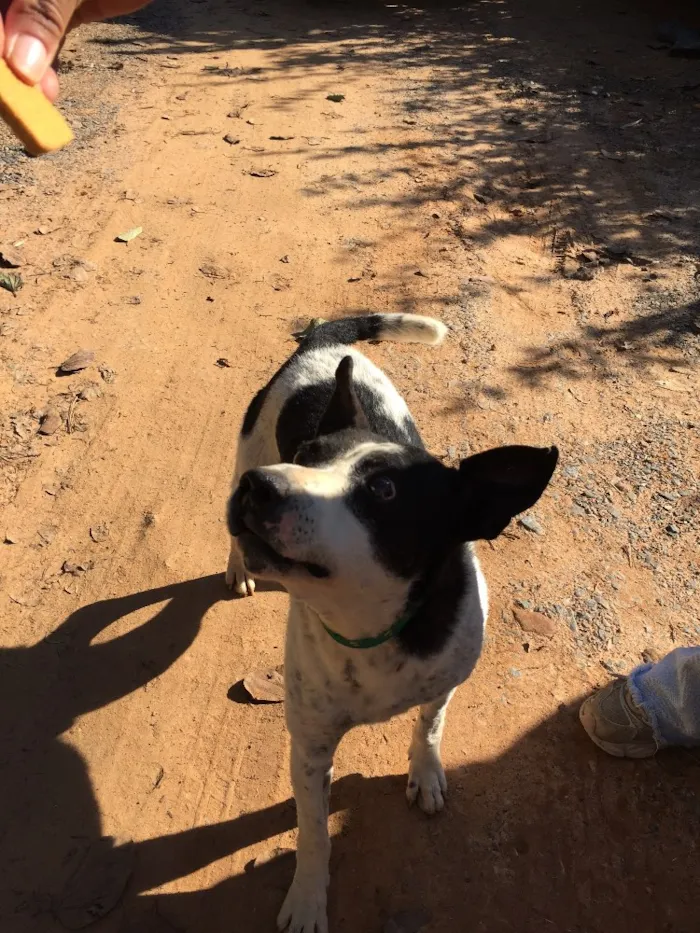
(317, 356, 369, 436)
(456, 445, 558, 541)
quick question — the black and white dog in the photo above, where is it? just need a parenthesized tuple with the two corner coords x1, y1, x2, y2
(226, 314, 557, 933)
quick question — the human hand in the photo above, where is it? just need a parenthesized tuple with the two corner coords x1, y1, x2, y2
(1, 0, 153, 101)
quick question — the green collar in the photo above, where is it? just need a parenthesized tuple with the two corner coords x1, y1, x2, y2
(321, 601, 418, 650)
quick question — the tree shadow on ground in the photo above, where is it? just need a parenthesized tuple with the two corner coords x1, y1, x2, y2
(101, 0, 700, 259)
(89, 0, 700, 386)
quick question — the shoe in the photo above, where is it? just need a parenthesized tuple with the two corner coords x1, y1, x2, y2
(579, 678, 658, 758)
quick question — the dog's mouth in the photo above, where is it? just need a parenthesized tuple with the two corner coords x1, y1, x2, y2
(229, 492, 329, 580)
(237, 525, 296, 575)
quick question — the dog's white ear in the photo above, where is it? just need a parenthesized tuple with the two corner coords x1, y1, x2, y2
(317, 356, 369, 436)
(456, 445, 559, 541)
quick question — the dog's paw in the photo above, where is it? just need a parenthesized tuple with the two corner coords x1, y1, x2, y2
(227, 571, 256, 597)
(277, 875, 328, 933)
(406, 751, 447, 815)
(226, 551, 256, 596)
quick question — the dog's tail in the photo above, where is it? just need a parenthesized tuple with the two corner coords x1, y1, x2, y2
(301, 313, 448, 349)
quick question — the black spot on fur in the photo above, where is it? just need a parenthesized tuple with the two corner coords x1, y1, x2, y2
(343, 659, 361, 692)
(276, 381, 336, 462)
(276, 381, 422, 464)
(343, 444, 556, 657)
(347, 450, 461, 580)
(298, 314, 383, 349)
(397, 548, 475, 657)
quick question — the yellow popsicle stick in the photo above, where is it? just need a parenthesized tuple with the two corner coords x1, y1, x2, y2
(0, 59, 73, 156)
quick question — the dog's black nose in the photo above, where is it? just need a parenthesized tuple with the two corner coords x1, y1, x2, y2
(239, 469, 289, 510)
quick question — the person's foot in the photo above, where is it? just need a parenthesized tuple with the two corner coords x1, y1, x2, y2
(579, 678, 658, 758)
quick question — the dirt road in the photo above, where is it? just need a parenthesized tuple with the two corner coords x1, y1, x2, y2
(1, 1, 699, 931)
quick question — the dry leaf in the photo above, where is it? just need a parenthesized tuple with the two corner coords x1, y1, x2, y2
(38, 411, 63, 435)
(115, 227, 143, 243)
(59, 349, 95, 373)
(199, 263, 230, 279)
(0, 271, 23, 294)
(243, 667, 284, 703)
(0, 246, 23, 268)
(655, 379, 691, 393)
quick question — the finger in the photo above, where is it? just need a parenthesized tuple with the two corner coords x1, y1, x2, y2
(40, 63, 58, 100)
(69, 0, 153, 30)
(4, 0, 78, 83)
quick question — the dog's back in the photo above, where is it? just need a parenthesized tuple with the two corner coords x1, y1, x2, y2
(237, 313, 448, 468)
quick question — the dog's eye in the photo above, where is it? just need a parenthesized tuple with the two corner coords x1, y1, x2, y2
(366, 475, 396, 501)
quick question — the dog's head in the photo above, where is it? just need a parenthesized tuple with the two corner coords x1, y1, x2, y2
(228, 357, 558, 611)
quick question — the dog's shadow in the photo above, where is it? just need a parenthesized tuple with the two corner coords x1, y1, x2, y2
(2, 573, 699, 933)
(102, 714, 700, 933)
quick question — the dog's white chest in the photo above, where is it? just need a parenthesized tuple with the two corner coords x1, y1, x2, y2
(284, 593, 485, 737)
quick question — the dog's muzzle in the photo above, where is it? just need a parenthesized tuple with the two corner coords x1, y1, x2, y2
(228, 468, 290, 538)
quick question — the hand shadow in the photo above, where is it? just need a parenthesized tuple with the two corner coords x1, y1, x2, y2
(0, 574, 231, 929)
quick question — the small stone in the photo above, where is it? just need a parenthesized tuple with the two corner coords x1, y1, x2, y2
(570, 504, 586, 517)
(216, 358, 232, 368)
(99, 365, 117, 384)
(642, 647, 662, 664)
(580, 250, 598, 263)
(90, 523, 109, 543)
(223, 133, 240, 145)
(666, 524, 680, 536)
(513, 608, 556, 637)
(71, 265, 90, 284)
(58, 349, 95, 374)
(562, 465, 579, 478)
(62, 559, 94, 575)
(79, 384, 102, 401)
(38, 411, 63, 435)
(37, 523, 56, 546)
(519, 515, 544, 535)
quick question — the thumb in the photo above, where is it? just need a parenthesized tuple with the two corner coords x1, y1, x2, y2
(4, 0, 78, 83)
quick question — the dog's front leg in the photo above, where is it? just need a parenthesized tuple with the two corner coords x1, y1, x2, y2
(225, 534, 255, 596)
(278, 740, 336, 933)
(406, 689, 455, 815)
